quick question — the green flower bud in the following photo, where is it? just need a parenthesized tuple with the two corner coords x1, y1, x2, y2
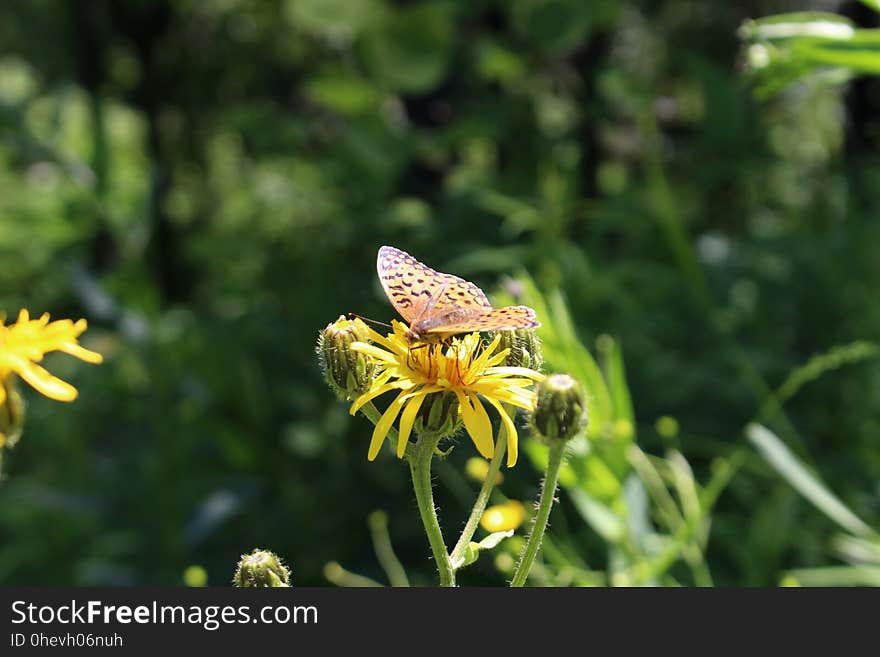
(530, 374, 587, 444)
(414, 390, 461, 439)
(497, 329, 543, 371)
(317, 316, 375, 401)
(0, 377, 25, 451)
(233, 549, 291, 587)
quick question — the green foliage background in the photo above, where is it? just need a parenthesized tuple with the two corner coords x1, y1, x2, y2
(1, 0, 879, 586)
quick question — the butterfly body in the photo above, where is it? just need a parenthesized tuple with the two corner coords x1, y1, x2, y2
(377, 245, 539, 342)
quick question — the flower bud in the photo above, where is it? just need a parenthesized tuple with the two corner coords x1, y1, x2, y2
(0, 377, 25, 450)
(414, 390, 461, 439)
(497, 329, 543, 371)
(530, 374, 587, 444)
(233, 549, 291, 587)
(316, 316, 374, 401)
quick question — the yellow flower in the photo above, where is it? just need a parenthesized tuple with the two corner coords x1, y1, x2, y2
(480, 500, 527, 533)
(349, 321, 543, 467)
(0, 309, 103, 404)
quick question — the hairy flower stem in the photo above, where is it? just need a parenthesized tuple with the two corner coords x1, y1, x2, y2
(408, 434, 455, 587)
(450, 430, 507, 568)
(510, 442, 565, 587)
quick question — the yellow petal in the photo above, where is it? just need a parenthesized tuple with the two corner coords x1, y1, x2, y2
(361, 325, 399, 352)
(396, 393, 427, 458)
(7, 355, 78, 401)
(367, 391, 407, 460)
(470, 334, 502, 371)
(484, 366, 545, 380)
(485, 396, 519, 467)
(456, 391, 494, 459)
(351, 342, 400, 364)
(60, 342, 104, 364)
(349, 377, 397, 415)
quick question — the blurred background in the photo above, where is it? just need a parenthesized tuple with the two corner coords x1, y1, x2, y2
(1, 0, 879, 586)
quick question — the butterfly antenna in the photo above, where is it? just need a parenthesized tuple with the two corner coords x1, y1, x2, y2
(347, 312, 392, 329)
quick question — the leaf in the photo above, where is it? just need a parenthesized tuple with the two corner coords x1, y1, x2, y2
(453, 530, 514, 569)
(568, 488, 626, 543)
(304, 73, 381, 116)
(739, 12, 855, 42)
(781, 565, 880, 586)
(857, 0, 880, 15)
(745, 424, 877, 538)
(360, 4, 454, 93)
(597, 334, 634, 428)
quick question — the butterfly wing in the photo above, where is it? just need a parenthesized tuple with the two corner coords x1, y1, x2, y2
(377, 246, 492, 324)
(422, 305, 540, 335)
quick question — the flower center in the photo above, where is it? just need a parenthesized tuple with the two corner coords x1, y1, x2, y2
(405, 339, 481, 389)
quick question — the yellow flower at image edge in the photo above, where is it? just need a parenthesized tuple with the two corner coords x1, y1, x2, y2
(0, 309, 103, 404)
(349, 321, 543, 467)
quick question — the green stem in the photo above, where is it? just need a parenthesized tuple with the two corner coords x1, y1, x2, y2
(324, 561, 384, 587)
(368, 510, 410, 587)
(408, 436, 455, 587)
(450, 433, 506, 568)
(510, 442, 565, 587)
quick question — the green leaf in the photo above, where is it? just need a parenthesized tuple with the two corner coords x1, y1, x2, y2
(781, 565, 880, 587)
(597, 334, 634, 428)
(360, 4, 454, 93)
(739, 12, 855, 42)
(304, 74, 381, 116)
(454, 531, 514, 569)
(792, 40, 880, 75)
(510, 0, 592, 53)
(857, 0, 880, 15)
(285, 0, 380, 41)
(745, 424, 877, 538)
(568, 488, 626, 543)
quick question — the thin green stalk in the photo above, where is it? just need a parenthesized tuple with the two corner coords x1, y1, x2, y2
(450, 432, 506, 569)
(511, 442, 565, 587)
(408, 436, 455, 587)
(368, 510, 410, 587)
(324, 561, 384, 587)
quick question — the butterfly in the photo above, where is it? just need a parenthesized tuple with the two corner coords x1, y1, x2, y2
(377, 245, 540, 342)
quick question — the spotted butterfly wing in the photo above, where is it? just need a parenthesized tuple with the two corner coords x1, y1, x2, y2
(414, 305, 539, 335)
(376, 245, 540, 338)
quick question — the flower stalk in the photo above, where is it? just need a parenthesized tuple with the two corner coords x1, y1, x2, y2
(450, 423, 507, 569)
(408, 432, 456, 586)
(510, 441, 566, 587)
